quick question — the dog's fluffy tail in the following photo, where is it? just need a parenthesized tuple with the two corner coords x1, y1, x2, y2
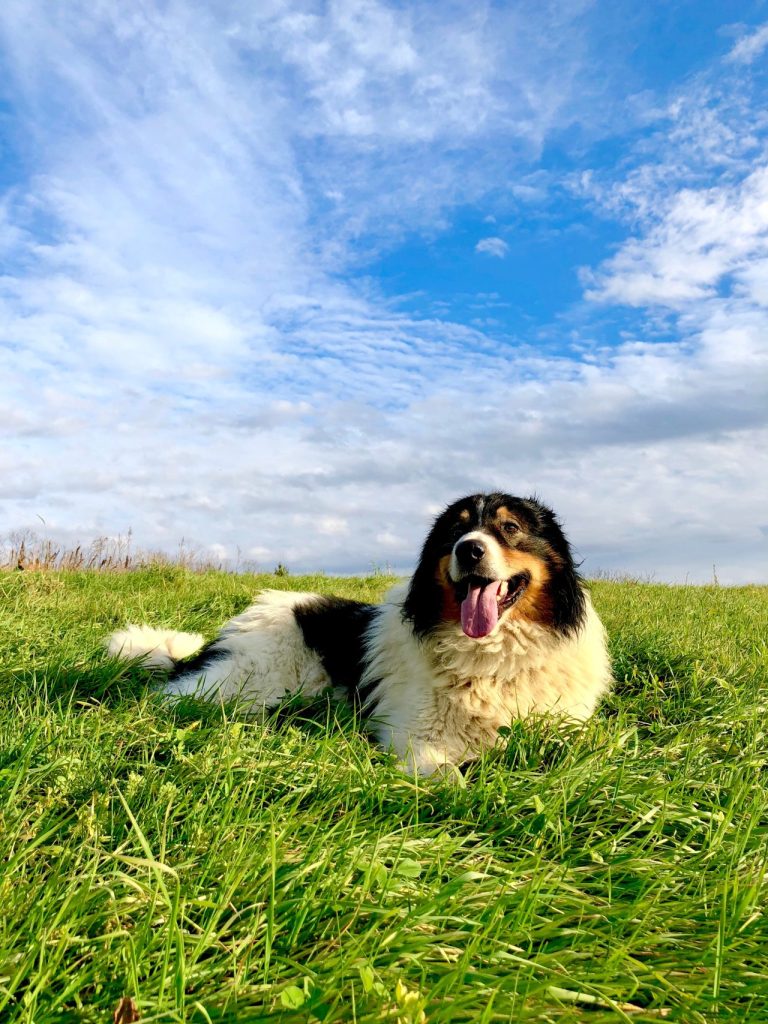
(106, 625, 205, 670)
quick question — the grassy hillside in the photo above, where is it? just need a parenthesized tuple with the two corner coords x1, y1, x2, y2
(1, 569, 767, 1022)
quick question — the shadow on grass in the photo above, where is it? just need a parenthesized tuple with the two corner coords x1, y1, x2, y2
(7, 654, 374, 748)
(5, 659, 160, 704)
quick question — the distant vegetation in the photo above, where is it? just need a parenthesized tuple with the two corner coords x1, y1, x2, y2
(1, 568, 767, 1022)
(2, 531, 245, 573)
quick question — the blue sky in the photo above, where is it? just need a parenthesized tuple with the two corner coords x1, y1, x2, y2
(1, 1, 767, 582)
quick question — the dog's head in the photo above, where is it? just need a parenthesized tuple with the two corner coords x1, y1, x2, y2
(403, 492, 586, 639)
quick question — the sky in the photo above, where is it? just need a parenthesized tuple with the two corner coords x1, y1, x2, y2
(1, 0, 767, 583)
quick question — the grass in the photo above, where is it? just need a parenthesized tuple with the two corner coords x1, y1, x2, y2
(1, 567, 767, 1022)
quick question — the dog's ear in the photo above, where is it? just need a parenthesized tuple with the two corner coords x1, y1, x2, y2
(402, 495, 483, 637)
(548, 562, 586, 634)
(522, 497, 586, 634)
(402, 539, 444, 637)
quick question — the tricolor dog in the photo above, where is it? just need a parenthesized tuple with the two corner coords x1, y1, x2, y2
(108, 493, 612, 774)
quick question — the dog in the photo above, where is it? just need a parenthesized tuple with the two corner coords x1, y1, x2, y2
(108, 492, 612, 774)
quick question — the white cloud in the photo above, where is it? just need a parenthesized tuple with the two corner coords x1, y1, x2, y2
(725, 22, 768, 64)
(0, 1, 766, 583)
(318, 516, 349, 537)
(584, 166, 768, 308)
(207, 543, 229, 562)
(258, 0, 591, 145)
(475, 237, 510, 258)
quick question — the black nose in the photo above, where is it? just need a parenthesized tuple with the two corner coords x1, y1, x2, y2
(455, 539, 486, 567)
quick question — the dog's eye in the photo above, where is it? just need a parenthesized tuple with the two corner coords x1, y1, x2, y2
(502, 521, 520, 534)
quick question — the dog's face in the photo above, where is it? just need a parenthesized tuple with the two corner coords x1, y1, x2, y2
(404, 492, 585, 639)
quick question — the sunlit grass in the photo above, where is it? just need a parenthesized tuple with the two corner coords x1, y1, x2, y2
(1, 568, 767, 1022)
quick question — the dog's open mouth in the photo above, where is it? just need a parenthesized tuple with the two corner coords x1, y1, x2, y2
(453, 572, 531, 639)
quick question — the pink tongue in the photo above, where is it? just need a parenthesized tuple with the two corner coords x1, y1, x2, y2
(460, 580, 501, 638)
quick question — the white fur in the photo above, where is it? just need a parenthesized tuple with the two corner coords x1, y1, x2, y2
(362, 583, 612, 774)
(448, 529, 509, 580)
(162, 591, 332, 704)
(107, 584, 611, 774)
(107, 625, 205, 669)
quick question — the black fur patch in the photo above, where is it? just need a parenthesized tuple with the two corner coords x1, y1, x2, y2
(293, 596, 380, 702)
(168, 641, 225, 681)
(516, 496, 586, 635)
(403, 493, 485, 637)
(404, 492, 586, 637)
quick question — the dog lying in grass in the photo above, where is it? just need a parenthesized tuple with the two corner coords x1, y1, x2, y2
(108, 492, 612, 774)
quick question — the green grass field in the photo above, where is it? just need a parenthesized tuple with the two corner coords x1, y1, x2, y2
(1, 568, 767, 1023)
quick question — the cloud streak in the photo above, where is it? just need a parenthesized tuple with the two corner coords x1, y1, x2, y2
(726, 21, 768, 64)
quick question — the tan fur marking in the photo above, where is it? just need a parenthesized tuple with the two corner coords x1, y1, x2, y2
(499, 549, 553, 626)
(495, 506, 521, 527)
(459, 509, 471, 522)
(435, 553, 461, 622)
